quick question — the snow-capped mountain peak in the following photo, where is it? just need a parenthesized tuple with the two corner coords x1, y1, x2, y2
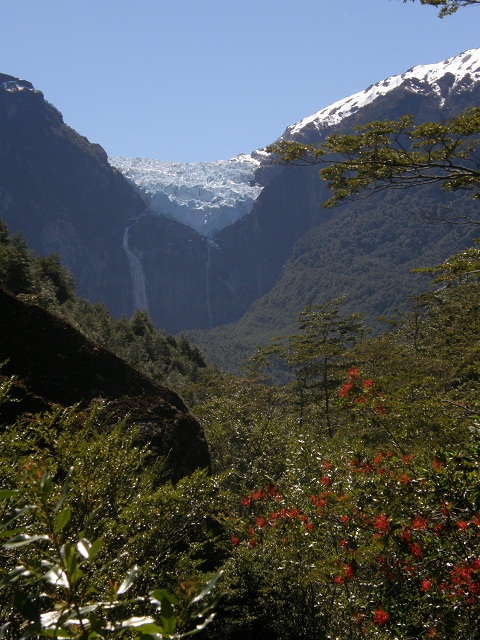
(283, 48, 480, 139)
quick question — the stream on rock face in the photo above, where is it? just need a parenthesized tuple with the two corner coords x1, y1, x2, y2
(123, 222, 149, 312)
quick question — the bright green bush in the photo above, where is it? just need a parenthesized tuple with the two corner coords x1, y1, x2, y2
(0, 468, 221, 639)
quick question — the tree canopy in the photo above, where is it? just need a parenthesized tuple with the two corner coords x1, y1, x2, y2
(404, 0, 480, 17)
(269, 109, 480, 208)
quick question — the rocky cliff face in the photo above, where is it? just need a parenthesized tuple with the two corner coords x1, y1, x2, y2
(0, 73, 145, 318)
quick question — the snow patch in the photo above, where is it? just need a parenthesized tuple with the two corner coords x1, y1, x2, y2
(0, 80, 38, 93)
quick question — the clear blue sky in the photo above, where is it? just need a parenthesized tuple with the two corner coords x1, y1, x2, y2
(1, 0, 479, 162)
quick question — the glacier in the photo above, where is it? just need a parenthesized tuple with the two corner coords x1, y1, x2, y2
(110, 152, 267, 237)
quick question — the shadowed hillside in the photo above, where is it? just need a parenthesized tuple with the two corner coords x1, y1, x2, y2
(0, 287, 210, 481)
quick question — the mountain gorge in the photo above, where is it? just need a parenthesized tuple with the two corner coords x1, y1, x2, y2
(1, 50, 480, 369)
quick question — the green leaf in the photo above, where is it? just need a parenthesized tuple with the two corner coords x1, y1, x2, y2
(191, 570, 223, 604)
(54, 466, 74, 514)
(62, 541, 83, 585)
(55, 506, 71, 533)
(88, 537, 103, 560)
(117, 565, 138, 595)
(0, 565, 31, 589)
(3, 533, 48, 549)
(77, 537, 91, 559)
(0, 489, 18, 500)
(1, 505, 34, 531)
(181, 612, 216, 636)
(150, 589, 179, 607)
(118, 616, 156, 628)
(40, 473, 54, 500)
(44, 565, 69, 589)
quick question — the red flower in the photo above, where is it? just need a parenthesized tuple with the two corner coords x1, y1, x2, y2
(400, 527, 412, 542)
(420, 579, 432, 592)
(333, 575, 344, 584)
(373, 514, 390, 533)
(321, 475, 331, 486)
(374, 403, 388, 415)
(231, 535, 240, 547)
(344, 564, 355, 580)
(372, 609, 389, 626)
(410, 542, 422, 558)
(456, 520, 469, 531)
(249, 538, 257, 547)
(412, 515, 428, 531)
(348, 366, 360, 378)
(241, 496, 251, 508)
(305, 521, 314, 533)
(255, 516, 267, 529)
(362, 378, 373, 389)
(338, 383, 352, 398)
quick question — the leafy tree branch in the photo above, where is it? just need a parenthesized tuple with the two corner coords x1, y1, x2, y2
(268, 108, 480, 208)
(403, 0, 480, 17)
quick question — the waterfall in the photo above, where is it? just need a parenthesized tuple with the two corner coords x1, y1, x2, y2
(205, 239, 214, 328)
(123, 223, 149, 312)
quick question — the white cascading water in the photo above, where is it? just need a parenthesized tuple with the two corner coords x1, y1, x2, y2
(123, 223, 149, 312)
(205, 239, 214, 328)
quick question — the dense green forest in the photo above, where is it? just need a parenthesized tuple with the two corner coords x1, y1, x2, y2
(2, 209, 480, 638)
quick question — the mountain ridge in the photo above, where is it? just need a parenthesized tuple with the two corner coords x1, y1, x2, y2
(1, 47, 479, 344)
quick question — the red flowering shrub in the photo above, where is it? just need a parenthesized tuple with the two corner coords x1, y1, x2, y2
(225, 425, 480, 639)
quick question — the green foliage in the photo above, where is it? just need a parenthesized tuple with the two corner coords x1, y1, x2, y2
(193, 375, 297, 492)
(4, 239, 480, 639)
(0, 218, 75, 305)
(268, 108, 480, 208)
(404, 0, 480, 17)
(251, 297, 365, 436)
(0, 397, 223, 639)
(0, 467, 222, 639)
(58, 301, 208, 391)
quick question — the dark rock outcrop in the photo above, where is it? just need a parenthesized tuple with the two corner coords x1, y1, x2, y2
(0, 287, 210, 481)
